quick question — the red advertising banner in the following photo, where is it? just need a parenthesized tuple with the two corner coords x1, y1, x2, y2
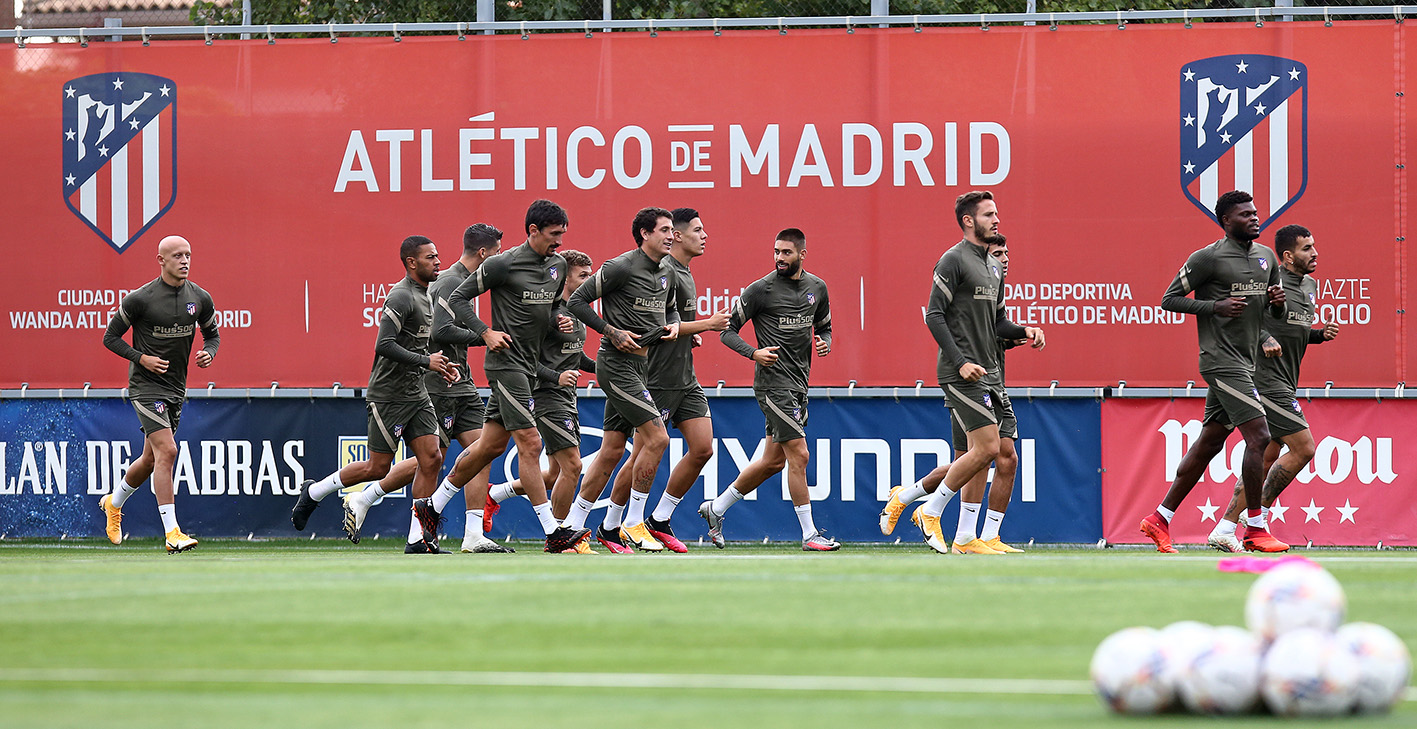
(0, 23, 1408, 388)
(1101, 398, 1415, 547)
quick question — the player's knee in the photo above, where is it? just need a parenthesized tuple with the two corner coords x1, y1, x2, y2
(686, 440, 713, 464)
(1290, 439, 1316, 463)
(421, 451, 444, 473)
(152, 442, 178, 463)
(562, 453, 582, 475)
(369, 462, 392, 480)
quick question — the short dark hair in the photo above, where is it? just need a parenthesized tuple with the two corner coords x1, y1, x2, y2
(632, 207, 673, 244)
(463, 223, 503, 254)
(776, 228, 806, 250)
(988, 234, 1007, 248)
(1214, 190, 1253, 221)
(525, 199, 569, 234)
(400, 235, 433, 266)
(672, 207, 700, 229)
(954, 191, 994, 231)
(1274, 224, 1312, 257)
(561, 249, 592, 269)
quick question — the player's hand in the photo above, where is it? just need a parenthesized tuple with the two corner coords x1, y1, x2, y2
(1213, 297, 1247, 317)
(482, 329, 512, 351)
(691, 333, 703, 348)
(814, 335, 830, 357)
(1267, 285, 1286, 308)
(1262, 336, 1282, 358)
(703, 310, 731, 332)
(752, 346, 780, 367)
(428, 353, 458, 383)
(1322, 321, 1339, 340)
(662, 321, 680, 342)
(607, 327, 641, 353)
(1025, 327, 1046, 350)
(139, 354, 169, 374)
(556, 314, 575, 333)
(958, 362, 986, 382)
(557, 370, 580, 387)
(195, 350, 214, 368)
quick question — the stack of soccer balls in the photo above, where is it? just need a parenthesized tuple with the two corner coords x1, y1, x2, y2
(1090, 562, 1410, 717)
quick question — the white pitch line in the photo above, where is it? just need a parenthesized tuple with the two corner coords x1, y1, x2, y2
(0, 667, 1094, 696)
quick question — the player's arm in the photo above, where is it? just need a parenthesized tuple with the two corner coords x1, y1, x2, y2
(432, 281, 484, 348)
(579, 354, 597, 372)
(102, 294, 144, 363)
(654, 273, 682, 344)
(1265, 255, 1286, 317)
(449, 256, 506, 337)
(195, 290, 221, 368)
(568, 259, 640, 352)
(535, 361, 561, 386)
(1162, 249, 1226, 316)
(812, 282, 832, 356)
(719, 284, 760, 360)
(994, 286, 1041, 349)
(374, 289, 431, 369)
(1310, 323, 1339, 343)
(1260, 328, 1282, 358)
(924, 258, 970, 372)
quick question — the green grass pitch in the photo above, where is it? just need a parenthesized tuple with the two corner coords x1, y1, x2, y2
(0, 539, 1412, 729)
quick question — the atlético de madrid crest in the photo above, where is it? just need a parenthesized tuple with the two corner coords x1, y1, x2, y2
(62, 72, 177, 253)
(1180, 55, 1306, 233)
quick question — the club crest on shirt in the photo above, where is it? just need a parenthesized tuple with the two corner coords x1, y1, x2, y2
(991, 264, 1000, 278)
(806, 292, 815, 304)
(186, 302, 196, 315)
(392, 424, 404, 438)
(443, 414, 454, 429)
(982, 393, 992, 408)
(548, 265, 557, 280)
(153, 401, 165, 414)
(1308, 292, 1316, 304)
(659, 276, 668, 289)
(1259, 257, 1268, 270)
(660, 408, 672, 424)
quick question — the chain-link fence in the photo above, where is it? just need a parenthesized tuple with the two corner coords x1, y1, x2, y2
(4, 0, 1407, 34)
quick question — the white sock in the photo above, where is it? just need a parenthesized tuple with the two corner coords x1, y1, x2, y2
(980, 509, 1005, 541)
(603, 503, 625, 530)
(532, 501, 558, 534)
(407, 513, 423, 544)
(794, 503, 816, 539)
(897, 482, 929, 503)
(1261, 506, 1271, 524)
(1214, 518, 1238, 535)
(1155, 505, 1175, 523)
(711, 486, 745, 517)
(1245, 510, 1266, 528)
(651, 492, 682, 522)
(489, 482, 518, 504)
(111, 481, 141, 508)
(920, 484, 957, 518)
(431, 479, 460, 513)
(309, 471, 345, 501)
(157, 503, 178, 532)
(565, 497, 594, 530)
(625, 491, 648, 527)
(359, 484, 384, 507)
(955, 501, 981, 544)
(465, 510, 484, 540)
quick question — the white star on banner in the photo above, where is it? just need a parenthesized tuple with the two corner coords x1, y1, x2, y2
(1269, 499, 1288, 523)
(1301, 499, 1324, 523)
(65, 174, 76, 186)
(1236, 60, 1249, 73)
(98, 145, 109, 157)
(65, 129, 75, 141)
(1254, 102, 1266, 115)
(1220, 131, 1233, 144)
(1183, 69, 1196, 82)
(1183, 162, 1196, 174)
(159, 84, 171, 97)
(129, 118, 141, 130)
(65, 86, 76, 98)
(1183, 113, 1195, 126)
(1288, 67, 1301, 80)
(112, 77, 124, 90)
(1197, 498, 1220, 522)
(1336, 499, 1358, 524)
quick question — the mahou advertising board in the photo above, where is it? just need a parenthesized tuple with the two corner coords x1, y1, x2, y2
(1101, 398, 1415, 547)
(0, 22, 1409, 388)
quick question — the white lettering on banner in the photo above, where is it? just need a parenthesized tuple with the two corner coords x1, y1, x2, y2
(8, 287, 249, 331)
(5, 440, 308, 498)
(696, 287, 746, 317)
(335, 119, 1013, 194)
(1158, 419, 1397, 485)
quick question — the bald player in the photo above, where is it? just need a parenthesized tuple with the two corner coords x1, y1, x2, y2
(100, 235, 220, 553)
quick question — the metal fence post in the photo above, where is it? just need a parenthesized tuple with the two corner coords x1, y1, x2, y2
(1025, 0, 1036, 25)
(104, 17, 122, 42)
(603, 0, 611, 23)
(871, 0, 888, 27)
(241, 0, 251, 40)
(1275, 0, 1293, 22)
(477, 0, 493, 34)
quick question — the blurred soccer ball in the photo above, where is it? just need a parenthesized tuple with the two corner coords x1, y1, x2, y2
(1176, 625, 1262, 714)
(1261, 627, 1360, 717)
(1090, 627, 1171, 714)
(1158, 621, 1214, 694)
(1245, 563, 1346, 642)
(1336, 622, 1412, 714)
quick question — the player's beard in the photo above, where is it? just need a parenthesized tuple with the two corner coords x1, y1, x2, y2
(775, 261, 801, 278)
(980, 232, 1005, 246)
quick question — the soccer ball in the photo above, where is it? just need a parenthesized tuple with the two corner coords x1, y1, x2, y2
(1158, 621, 1214, 693)
(1245, 562, 1346, 642)
(1090, 627, 1171, 714)
(1336, 622, 1412, 714)
(1260, 627, 1360, 716)
(1176, 625, 1262, 714)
